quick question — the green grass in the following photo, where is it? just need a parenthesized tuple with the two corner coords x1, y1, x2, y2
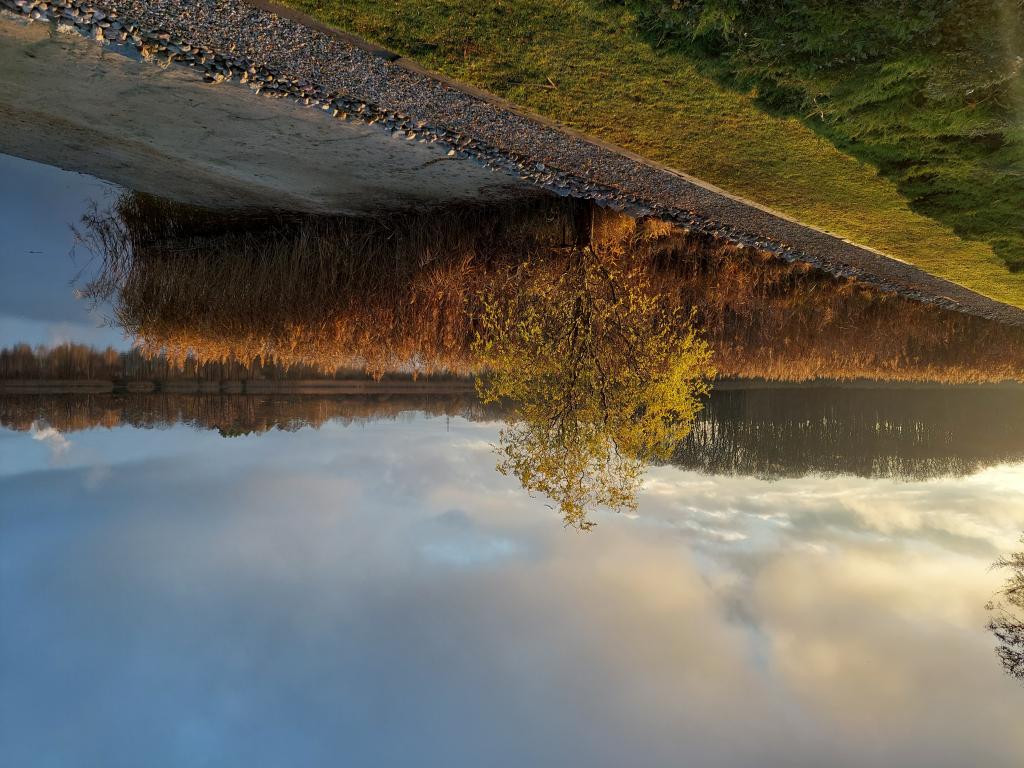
(626, 0, 1024, 272)
(283, 0, 1024, 309)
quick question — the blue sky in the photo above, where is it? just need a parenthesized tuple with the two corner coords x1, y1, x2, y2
(0, 153, 127, 349)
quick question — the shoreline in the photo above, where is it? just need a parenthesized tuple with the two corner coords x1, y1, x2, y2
(0, 379, 478, 395)
(4, 378, 1024, 395)
(3, 0, 1024, 326)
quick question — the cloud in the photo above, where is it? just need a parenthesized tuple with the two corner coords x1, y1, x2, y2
(4, 414, 1024, 766)
(29, 420, 71, 461)
(416, 510, 525, 567)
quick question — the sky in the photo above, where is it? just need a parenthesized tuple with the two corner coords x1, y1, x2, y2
(2, 413, 1024, 767)
(0, 153, 128, 349)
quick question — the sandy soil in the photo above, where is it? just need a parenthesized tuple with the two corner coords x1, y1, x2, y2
(0, 14, 534, 213)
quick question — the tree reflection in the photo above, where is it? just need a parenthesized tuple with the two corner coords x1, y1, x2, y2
(474, 246, 714, 529)
(988, 537, 1024, 682)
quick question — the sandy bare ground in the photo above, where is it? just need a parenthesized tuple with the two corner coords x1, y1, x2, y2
(0, 14, 534, 213)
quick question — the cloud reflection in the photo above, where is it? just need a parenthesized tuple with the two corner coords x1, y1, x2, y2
(2, 414, 1024, 767)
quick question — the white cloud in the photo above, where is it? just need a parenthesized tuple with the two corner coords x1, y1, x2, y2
(29, 420, 71, 461)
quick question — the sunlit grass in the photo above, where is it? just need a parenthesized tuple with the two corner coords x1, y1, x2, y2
(283, 0, 1024, 307)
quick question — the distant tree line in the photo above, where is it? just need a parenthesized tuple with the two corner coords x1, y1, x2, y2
(0, 342, 419, 382)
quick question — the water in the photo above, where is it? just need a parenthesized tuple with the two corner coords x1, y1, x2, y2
(1, 390, 1023, 767)
(2, 154, 1023, 766)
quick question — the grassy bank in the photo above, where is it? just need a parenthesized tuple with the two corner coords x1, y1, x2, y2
(283, 0, 1024, 308)
(629, 0, 1024, 271)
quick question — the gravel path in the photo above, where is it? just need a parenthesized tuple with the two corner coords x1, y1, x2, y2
(6, 0, 1024, 326)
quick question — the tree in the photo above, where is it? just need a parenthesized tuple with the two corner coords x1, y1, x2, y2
(474, 246, 714, 529)
(988, 537, 1024, 681)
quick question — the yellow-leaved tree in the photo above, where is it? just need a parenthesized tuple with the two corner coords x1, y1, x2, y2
(474, 246, 714, 529)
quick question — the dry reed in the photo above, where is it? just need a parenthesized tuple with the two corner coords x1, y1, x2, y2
(73, 194, 1024, 384)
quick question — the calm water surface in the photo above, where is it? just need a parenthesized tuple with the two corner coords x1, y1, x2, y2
(2, 394, 1024, 767)
(2, 153, 1023, 766)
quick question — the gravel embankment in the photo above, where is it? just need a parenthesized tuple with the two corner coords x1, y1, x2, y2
(4, 0, 1024, 326)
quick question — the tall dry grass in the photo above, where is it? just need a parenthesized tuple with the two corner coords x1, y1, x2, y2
(79, 193, 588, 378)
(609, 216, 1024, 383)
(74, 194, 1024, 384)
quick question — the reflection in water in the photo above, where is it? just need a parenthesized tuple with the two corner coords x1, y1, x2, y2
(4, 384, 1024, 477)
(475, 246, 712, 528)
(673, 385, 1024, 480)
(2, 402, 1024, 766)
(989, 538, 1024, 681)
(0, 392, 489, 437)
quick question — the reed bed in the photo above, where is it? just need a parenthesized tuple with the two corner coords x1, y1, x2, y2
(70, 193, 1024, 384)
(78, 193, 591, 378)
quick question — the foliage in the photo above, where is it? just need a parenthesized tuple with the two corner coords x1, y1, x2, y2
(474, 247, 714, 528)
(283, 0, 1024, 307)
(988, 537, 1024, 681)
(627, 0, 1024, 270)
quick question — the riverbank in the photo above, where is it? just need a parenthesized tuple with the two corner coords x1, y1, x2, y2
(6, 378, 1024, 396)
(279, 0, 1024, 310)
(3, 0, 1024, 325)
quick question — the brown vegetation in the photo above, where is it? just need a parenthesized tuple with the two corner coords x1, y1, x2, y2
(0, 342, 459, 382)
(73, 193, 1024, 384)
(77, 193, 587, 378)
(640, 229, 1024, 383)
